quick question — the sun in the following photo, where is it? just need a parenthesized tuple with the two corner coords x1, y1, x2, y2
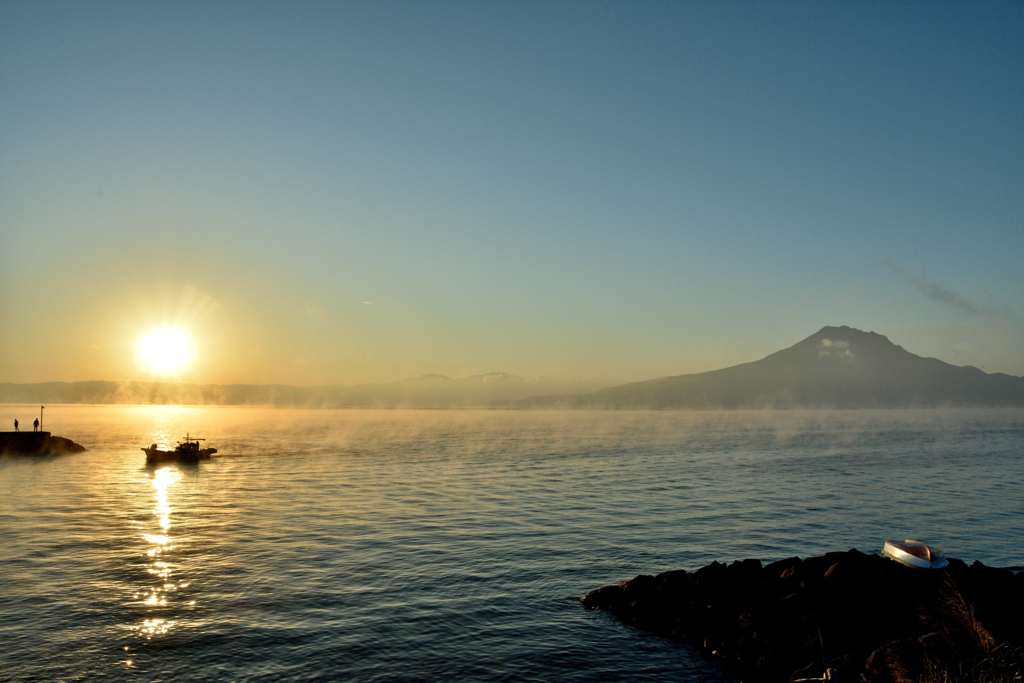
(135, 326, 196, 376)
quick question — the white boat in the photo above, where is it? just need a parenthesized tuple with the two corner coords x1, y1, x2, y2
(882, 539, 948, 569)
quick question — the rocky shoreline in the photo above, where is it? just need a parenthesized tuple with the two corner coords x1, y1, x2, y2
(0, 431, 86, 456)
(582, 549, 1024, 682)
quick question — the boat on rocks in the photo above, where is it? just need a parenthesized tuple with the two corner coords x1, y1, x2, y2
(143, 434, 216, 466)
(882, 538, 948, 569)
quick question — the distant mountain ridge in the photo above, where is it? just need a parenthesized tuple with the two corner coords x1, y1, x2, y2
(521, 325, 1024, 408)
(0, 374, 600, 408)
(4, 327, 1022, 409)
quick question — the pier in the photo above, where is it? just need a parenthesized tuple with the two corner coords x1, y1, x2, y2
(0, 431, 86, 455)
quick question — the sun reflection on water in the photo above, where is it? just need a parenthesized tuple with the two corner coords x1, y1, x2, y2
(153, 466, 180, 532)
(132, 466, 185, 642)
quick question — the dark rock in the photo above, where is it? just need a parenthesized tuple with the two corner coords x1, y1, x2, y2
(582, 550, 1024, 682)
(0, 431, 86, 455)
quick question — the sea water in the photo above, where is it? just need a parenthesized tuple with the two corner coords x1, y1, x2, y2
(1, 406, 1022, 681)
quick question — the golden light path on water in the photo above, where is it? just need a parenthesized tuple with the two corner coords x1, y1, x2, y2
(130, 465, 191, 654)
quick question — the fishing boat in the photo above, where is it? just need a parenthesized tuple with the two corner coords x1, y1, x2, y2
(143, 434, 217, 466)
(882, 539, 948, 569)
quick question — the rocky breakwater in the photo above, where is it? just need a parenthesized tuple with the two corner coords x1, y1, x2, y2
(582, 549, 1024, 682)
(0, 431, 86, 456)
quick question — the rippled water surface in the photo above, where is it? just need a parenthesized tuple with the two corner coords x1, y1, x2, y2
(1, 406, 1022, 681)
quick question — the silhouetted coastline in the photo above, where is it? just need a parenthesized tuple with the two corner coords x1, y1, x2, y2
(0, 431, 86, 456)
(583, 549, 1024, 682)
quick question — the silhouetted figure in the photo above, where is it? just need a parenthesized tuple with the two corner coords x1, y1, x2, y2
(33, 418, 39, 432)
(13, 418, 18, 432)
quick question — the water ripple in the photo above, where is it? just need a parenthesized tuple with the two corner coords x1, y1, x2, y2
(1, 406, 1022, 681)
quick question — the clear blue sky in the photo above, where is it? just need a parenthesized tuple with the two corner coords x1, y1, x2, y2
(2, 1, 1022, 384)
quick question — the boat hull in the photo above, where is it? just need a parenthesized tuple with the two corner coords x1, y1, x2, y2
(143, 447, 216, 466)
(882, 539, 948, 569)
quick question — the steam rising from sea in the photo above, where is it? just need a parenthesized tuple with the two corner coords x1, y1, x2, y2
(1, 406, 1022, 681)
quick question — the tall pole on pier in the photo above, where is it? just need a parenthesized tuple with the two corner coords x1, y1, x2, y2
(40, 405, 44, 431)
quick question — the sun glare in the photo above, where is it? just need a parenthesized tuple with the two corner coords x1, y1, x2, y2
(135, 326, 196, 376)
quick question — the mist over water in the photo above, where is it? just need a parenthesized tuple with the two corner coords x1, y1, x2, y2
(1, 406, 1022, 681)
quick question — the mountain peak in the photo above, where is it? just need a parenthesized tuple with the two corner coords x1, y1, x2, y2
(552, 326, 1024, 408)
(463, 372, 524, 384)
(404, 373, 452, 383)
(802, 325, 902, 354)
(812, 325, 888, 341)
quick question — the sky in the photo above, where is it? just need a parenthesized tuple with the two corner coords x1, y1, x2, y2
(2, 0, 1022, 385)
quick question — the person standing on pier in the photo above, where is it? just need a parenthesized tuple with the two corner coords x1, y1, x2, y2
(13, 418, 18, 432)
(33, 418, 40, 432)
